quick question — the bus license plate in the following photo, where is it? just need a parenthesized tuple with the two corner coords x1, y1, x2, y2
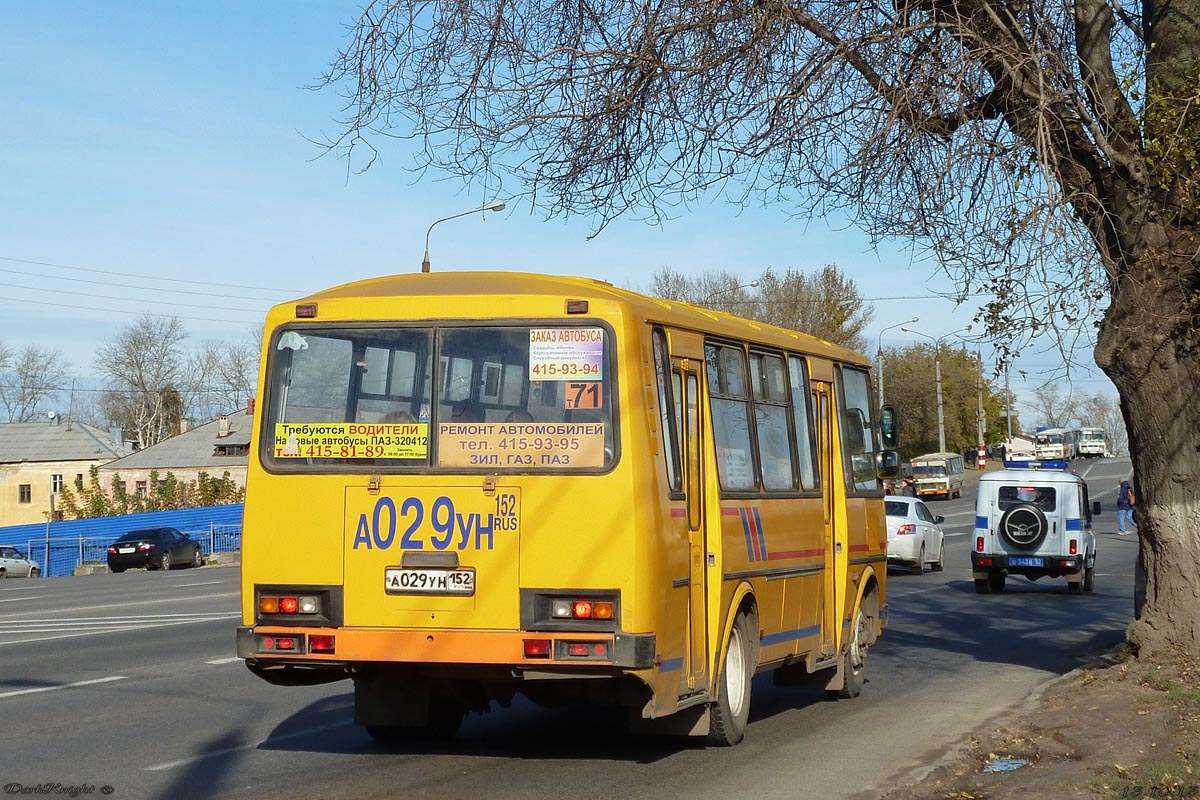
(384, 567, 476, 596)
(1009, 557, 1044, 567)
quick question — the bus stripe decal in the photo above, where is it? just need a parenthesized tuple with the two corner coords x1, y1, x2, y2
(1065, 518, 1082, 531)
(739, 508, 760, 561)
(753, 508, 768, 559)
(768, 548, 825, 559)
(848, 543, 870, 553)
(760, 624, 821, 646)
(658, 657, 684, 672)
(670, 508, 686, 518)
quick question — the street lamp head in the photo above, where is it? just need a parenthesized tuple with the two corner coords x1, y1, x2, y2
(421, 200, 507, 273)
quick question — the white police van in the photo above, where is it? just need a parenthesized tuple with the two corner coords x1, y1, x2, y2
(971, 460, 1101, 594)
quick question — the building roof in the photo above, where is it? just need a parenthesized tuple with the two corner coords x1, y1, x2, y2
(99, 409, 252, 472)
(0, 420, 131, 464)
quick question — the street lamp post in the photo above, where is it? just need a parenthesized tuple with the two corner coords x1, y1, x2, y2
(876, 317, 919, 410)
(420, 200, 506, 273)
(902, 326, 968, 454)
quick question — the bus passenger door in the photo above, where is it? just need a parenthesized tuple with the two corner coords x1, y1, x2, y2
(813, 381, 839, 657)
(675, 360, 708, 691)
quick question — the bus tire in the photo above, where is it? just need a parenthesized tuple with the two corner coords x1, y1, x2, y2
(707, 608, 756, 746)
(827, 605, 867, 700)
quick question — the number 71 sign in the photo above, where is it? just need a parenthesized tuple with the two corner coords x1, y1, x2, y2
(564, 382, 603, 409)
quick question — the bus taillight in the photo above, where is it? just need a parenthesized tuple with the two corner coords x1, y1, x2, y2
(523, 639, 551, 658)
(976, 537, 984, 552)
(309, 635, 335, 654)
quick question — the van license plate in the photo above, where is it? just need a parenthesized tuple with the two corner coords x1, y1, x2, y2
(1009, 557, 1044, 567)
(384, 567, 475, 596)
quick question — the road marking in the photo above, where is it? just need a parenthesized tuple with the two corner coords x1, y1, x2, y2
(0, 675, 126, 700)
(178, 581, 223, 587)
(0, 583, 47, 592)
(205, 656, 242, 665)
(0, 596, 39, 603)
(0, 613, 240, 646)
(0, 591, 238, 616)
(143, 721, 355, 771)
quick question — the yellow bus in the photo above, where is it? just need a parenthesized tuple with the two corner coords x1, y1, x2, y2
(237, 272, 898, 745)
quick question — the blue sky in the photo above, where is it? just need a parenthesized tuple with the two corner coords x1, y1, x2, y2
(0, 2, 1116, 423)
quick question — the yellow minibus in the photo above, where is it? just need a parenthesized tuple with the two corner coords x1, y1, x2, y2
(237, 272, 898, 745)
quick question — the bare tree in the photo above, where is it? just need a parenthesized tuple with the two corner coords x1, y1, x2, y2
(319, 0, 1200, 655)
(0, 344, 69, 422)
(187, 337, 261, 421)
(648, 265, 872, 349)
(1029, 385, 1083, 430)
(96, 314, 188, 448)
(1082, 393, 1128, 456)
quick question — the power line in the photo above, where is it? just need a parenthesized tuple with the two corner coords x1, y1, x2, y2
(0, 280, 271, 314)
(0, 255, 309, 294)
(0, 266, 287, 303)
(0, 295, 258, 324)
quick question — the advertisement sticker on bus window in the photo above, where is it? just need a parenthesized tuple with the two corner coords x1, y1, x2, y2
(274, 422, 429, 459)
(563, 382, 603, 410)
(438, 421, 606, 468)
(528, 328, 603, 381)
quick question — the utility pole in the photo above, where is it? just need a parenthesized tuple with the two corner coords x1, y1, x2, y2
(976, 350, 986, 469)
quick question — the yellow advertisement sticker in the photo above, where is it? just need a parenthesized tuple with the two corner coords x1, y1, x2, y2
(274, 422, 429, 459)
(438, 421, 606, 468)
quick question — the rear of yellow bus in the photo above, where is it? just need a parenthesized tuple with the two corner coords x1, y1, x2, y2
(237, 273, 674, 738)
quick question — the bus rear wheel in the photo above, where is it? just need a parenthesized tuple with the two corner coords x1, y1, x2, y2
(708, 609, 756, 746)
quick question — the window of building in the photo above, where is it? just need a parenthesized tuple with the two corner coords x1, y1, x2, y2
(51, 474, 63, 493)
(18, 484, 31, 504)
(135, 481, 148, 497)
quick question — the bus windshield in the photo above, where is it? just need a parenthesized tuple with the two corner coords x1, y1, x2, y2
(263, 324, 615, 471)
(912, 464, 947, 477)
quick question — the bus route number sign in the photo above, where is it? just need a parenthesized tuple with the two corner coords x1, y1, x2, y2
(384, 566, 476, 596)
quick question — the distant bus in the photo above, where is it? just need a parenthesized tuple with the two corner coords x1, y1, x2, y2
(1034, 428, 1077, 460)
(1077, 427, 1107, 458)
(910, 452, 965, 499)
(236, 271, 899, 746)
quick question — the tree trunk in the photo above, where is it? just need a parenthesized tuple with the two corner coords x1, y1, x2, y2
(1096, 246, 1200, 657)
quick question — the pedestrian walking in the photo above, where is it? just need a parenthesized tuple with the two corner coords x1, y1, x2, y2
(1117, 479, 1136, 534)
(901, 477, 917, 497)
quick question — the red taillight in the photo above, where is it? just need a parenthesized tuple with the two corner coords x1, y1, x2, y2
(568, 643, 590, 657)
(976, 536, 984, 552)
(594, 642, 608, 657)
(274, 637, 298, 651)
(573, 601, 593, 619)
(309, 635, 335, 654)
(523, 639, 551, 658)
(896, 524, 915, 536)
(976, 557, 993, 566)
(137, 542, 154, 551)
(106, 546, 117, 554)
(1069, 539, 1078, 555)
(279, 597, 299, 614)
(261, 636, 275, 650)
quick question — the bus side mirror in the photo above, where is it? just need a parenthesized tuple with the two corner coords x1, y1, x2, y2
(879, 405, 899, 450)
(876, 450, 900, 479)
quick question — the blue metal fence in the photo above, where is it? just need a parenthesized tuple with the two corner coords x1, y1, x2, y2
(0, 505, 243, 578)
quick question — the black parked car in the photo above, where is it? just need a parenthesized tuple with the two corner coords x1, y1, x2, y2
(106, 528, 204, 573)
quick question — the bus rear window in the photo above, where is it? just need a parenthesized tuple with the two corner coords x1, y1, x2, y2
(263, 324, 615, 471)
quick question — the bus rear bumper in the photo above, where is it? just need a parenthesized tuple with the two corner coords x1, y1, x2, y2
(237, 625, 657, 670)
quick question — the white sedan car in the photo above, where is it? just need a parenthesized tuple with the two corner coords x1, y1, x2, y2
(885, 497, 946, 574)
(0, 545, 40, 578)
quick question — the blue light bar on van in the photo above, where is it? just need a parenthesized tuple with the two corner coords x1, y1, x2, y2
(1004, 460, 1069, 470)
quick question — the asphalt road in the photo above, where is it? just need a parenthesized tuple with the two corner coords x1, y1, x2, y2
(0, 458, 1136, 800)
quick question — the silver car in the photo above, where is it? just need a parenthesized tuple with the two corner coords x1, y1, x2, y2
(0, 545, 40, 578)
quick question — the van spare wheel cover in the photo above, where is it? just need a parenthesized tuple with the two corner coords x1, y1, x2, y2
(998, 504, 1049, 549)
